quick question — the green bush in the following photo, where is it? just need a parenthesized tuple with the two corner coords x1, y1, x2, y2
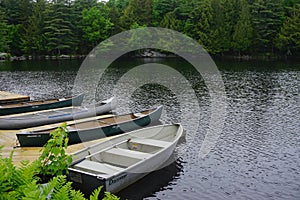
(0, 124, 120, 200)
(37, 123, 72, 177)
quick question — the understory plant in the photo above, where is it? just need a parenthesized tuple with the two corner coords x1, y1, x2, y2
(0, 123, 120, 200)
(37, 122, 72, 177)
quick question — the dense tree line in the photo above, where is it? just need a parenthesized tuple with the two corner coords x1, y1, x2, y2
(0, 0, 299, 57)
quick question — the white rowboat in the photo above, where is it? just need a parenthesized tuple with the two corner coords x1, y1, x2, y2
(68, 124, 183, 194)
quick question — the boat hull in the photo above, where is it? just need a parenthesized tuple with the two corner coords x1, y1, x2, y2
(0, 97, 116, 130)
(68, 124, 183, 195)
(17, 106, 163, 147)
(0, 94, 84, 116)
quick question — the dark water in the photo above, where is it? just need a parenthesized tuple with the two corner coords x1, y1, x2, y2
(0, 58, 299, 200)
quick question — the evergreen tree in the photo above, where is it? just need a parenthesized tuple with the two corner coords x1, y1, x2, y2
(275, 4, 300, 54)
(21, 0, 46, 56)
(232, 0, 253, 55)
(209, 0, 231, 53)
(43, 0, 75, 55)
(107, 0, 129, 34)
(160, 12, 178, 30)
(251, 0, 285, 53)
(153, 0, 177, 26)
(0, 9, 11, 53)
(120, 0, 153, 29)
(72, 0, 98, 54)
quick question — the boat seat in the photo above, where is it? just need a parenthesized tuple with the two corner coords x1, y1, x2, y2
(130, 138, 172, 148)
(133, 113, 146, 118)
(67, 126, 77, 131)
(106, 147, 152, 160)
(74, 160, 124, 174)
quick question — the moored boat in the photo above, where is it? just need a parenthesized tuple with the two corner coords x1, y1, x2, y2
(68, 124, 183, 194)
(0, 94, 84, 116)
(0, 97, 116, 130)
(17, 106, 163, 147)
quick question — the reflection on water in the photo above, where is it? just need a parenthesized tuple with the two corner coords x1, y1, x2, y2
(116, 156, 185, 200)
(0, 58, 299, 199)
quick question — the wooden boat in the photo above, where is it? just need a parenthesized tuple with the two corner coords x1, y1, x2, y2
(0, 97, 116, 130)
(17, 106, 163, 147)
(0, 94, 84, 116)
(68, 124, 183, 194)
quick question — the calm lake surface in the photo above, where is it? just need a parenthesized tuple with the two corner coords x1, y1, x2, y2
(0, 58, 299, 200)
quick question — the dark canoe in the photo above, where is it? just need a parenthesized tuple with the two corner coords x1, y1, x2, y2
(17, 106, 163, 147)
(0, 97, 116, 130)
(0, 94, 84, 116)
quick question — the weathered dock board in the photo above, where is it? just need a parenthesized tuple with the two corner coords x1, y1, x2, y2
(0, 91, 30, 104)
(0, 129, 110, 166)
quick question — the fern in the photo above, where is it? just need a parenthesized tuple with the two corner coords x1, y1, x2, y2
(0, 127, 120, 200)
(51, 177, 71, 200)
(102, 192, 120, 200)
(69, 189, 86, 200)
(0, 149, 17, 195)
(89, 186, 103, 200)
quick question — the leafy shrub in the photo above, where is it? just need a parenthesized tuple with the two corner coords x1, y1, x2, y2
(37, 122, 72, 177)
(0, 124, 119, 200)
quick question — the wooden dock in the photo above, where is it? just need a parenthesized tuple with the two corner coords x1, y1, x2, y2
(0, 108, 114, 166)
(0, 91, 30, 104)
(0, 129, 109, 166)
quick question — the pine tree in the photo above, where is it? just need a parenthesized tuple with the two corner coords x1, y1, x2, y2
(120, 0, 153, 30)
(0, 9, 11, 53)
(232, 0, 253, 55)
(160, 11, 178, 30)
(43, 0, 75, 55)
(107, 0, 129, 34)
(209, 0, 231, 54)
(21, 0, 46, 56)
(251, 0, 285, 53)
(153, 0, 177, 26)
(72, 0, 98, 54)
(275, 4, 300, 54)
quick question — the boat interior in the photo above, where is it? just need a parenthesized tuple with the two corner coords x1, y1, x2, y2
(72, 128, 175, 177)
(0, 98, 66, 108)
(35, 109, 153, 133)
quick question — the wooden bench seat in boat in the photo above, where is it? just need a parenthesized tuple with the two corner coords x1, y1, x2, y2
(130, 138, 172, 148)
(133, 112, 146, 118)
(74, 160, 124, 174)
(106, 147, 152, 160)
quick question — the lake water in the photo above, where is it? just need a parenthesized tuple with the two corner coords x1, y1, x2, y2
(0, 58, 299, 200)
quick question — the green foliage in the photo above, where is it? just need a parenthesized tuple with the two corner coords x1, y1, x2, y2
(0, 147, 39, 199)
(275, 4, 300, 53)
(0, 10, 12, 53)
(0, 124, 119, 200)
(81, 4, 113, 48)
(232, 0, 253, 54)
(21, 0, 46, 55)
(37, 123, 72, 177)
(120, 0, 153, 29)
(43, 0, 75, 55)
(251, 0, 285, 52)
(0, 0, 299, 56)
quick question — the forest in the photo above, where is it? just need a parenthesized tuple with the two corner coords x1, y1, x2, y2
(0, 0, 299, 57)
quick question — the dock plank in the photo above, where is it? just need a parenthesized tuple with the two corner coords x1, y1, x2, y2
(0, 129, 109, 166)
(0, 91, 30, 104)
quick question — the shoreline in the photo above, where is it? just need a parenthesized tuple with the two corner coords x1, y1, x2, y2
(1, 52, 299, 62)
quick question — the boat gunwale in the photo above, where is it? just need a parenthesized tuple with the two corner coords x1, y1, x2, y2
(18, 106, 163, 135)
(0, 97, 115, 129)
(0, 94, 83, 109)
(69, 124, 183, 180)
